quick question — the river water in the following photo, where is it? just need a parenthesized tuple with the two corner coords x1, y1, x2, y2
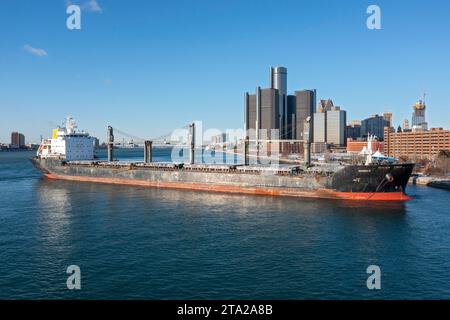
(0, 149, 449, 299)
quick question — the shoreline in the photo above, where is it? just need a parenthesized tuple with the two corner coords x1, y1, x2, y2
(409, 175, 450, 186)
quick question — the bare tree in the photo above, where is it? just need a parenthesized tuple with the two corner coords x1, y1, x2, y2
(435, 150, 450, 176)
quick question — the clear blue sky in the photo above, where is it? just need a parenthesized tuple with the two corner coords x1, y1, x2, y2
(1, 0, 449, 143)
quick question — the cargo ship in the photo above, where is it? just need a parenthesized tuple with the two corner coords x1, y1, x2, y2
(31, 118, 414, 201)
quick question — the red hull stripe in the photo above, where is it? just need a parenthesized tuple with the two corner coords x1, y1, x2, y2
(44, 173, 412, 201)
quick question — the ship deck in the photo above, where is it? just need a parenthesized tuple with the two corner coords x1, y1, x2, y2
(66, 160, 341, 176)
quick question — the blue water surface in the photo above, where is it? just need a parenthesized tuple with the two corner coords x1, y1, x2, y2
(0, 149, 449, 299)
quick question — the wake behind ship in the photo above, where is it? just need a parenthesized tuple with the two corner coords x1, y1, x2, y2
(31, 118, 414, 201)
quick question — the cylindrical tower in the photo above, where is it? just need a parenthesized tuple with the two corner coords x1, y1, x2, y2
(271, 66, 288, 139)
(270, 66, 287, 96)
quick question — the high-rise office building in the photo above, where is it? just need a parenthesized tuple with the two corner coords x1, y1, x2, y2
(270, 66, 287, 96)
(11, 132, 25, 149)
(270, 66, 287, 139)
(313, 100, 347, 146)
(286, 95, 297, 140)
(313, 112, 327, 143)
(346, 122, 361, 140)
(411, 98, 428, 131)
(326, 108, 347, 146)
(245, 87, 279, 140)
(259, 88, 280, 135)
(245, 66, 318, 144)
(361, 114, 390, 140)
(294, 90, 316, 141)
(382, 112, 393, 127)
(244, 92, 256, 136)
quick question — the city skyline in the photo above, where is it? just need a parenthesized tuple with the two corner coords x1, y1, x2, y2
(1, 0, 450, 143)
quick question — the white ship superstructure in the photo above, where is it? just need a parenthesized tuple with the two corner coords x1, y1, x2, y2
(360, 134, 396, 165)
(37, 117, 94, 161)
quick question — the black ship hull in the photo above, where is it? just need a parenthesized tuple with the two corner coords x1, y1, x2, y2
(331, 163, 414, 193)
(31, 157, 415, 201)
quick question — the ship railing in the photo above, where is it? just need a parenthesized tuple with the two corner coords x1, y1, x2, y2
(63, 160, 331, 177)
(182, 164, 237, 173)
(68, 160, 98, 166)
(236, 165, 305, 176)
(134, 162, 183, 170)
